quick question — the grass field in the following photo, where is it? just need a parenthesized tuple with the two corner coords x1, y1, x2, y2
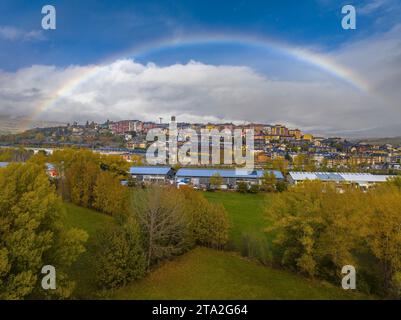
(203, 192, 271, 249)
(64, 202, 114, 238)
(112, 247, 366, 300)
(63, 203, 115, 298)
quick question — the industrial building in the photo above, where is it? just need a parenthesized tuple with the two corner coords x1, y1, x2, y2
(288, 171, 393, 188)
(175, 168, 284, 189)
(129, 166, 174, 183)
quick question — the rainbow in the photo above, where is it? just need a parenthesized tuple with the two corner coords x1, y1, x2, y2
(25, 33, 370, 129)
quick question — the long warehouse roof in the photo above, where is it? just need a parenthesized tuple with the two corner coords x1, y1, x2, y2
(176, 168, 284, 179)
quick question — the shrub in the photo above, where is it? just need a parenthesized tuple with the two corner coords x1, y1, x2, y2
(248, 184, 260, 194)
(240, 233, 273, 266)
(237, 181, 248, 193)
(275, 181, 288, 192)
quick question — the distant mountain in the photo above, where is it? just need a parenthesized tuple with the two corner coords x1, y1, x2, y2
(353, 136, 401, 146)
(310, 123, 401, 140)
(0, 116, 66, 135)
(345, 123, 401, 139)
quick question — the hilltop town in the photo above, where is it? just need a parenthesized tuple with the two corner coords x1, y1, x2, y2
(1, 117, 400, 174)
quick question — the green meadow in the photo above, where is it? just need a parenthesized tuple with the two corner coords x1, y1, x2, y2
(203, 192, 271, 249)
(111, 247, 365, 300)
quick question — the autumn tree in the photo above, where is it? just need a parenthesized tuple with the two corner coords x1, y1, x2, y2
(93, 171, 129, 216)
(27, 151, 48, 166)
(66, 158, 100, 207)
(265, 177, 401, 298)
(181, 188, 230, 249)
(50, 149, 130, 209)
(210, 173, 223, 189)
(93, 221, 146, 289)
(266, 158, 289, 175)
(365, 179, 401, 297)
(131, 186, 191, 268)
(0, 163, 88, 299)
(0, 148, 33, 162)
(265, 181, 363, 279)
(292, 154, 316, 172)
(260, 171, 277, 192)
(237, 181, 248, 193)
(99, 154, 130, 178)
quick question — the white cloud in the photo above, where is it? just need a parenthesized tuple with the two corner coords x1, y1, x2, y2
(0, 25, 401, 137)
(0, 25, 45, 41)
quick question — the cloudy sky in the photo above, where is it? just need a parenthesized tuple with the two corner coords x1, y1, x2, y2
(0, 0, 400, 137)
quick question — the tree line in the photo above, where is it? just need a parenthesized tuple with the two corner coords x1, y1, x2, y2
(0, 149, 230, 297)
(265, 178, 401, 298)
(0, 161, 88, 299)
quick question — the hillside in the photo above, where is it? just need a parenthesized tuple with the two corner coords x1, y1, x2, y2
(0, 116, 66, 135)
(64, 202, 370, 300)
(354, 136, 401, 146)
(111, 247, 367, 300)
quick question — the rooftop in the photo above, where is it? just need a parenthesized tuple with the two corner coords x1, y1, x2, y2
(129, 166, 172, 175)
(289, 171, 393, 183)
(176, 168, 284, 179)
(0, 162, 9, 168)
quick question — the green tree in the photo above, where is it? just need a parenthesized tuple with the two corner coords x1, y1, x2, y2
(0, 148, 33, 162)
(50, 149, 130, 207)
(261, 171, 277, 192)
(181, 188, 230, 249)
(93, 221, 146, 289)
(365, 181, 401, 297)
(265, 158, 288, 175)
(237, 181, 248, 193)
(66, 158, 100, 207)
(93, 171, 129, 216)
(209, 173, 223, 189)
(293, 154, 316, 172)
(249, 184, 260, 194)
(265, 181, 363, 279)
(0, 163, 87, 299)
(275, 181, 288, 192)
(27, 152, 48, 166)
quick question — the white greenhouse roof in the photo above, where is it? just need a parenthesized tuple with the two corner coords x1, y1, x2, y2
(289, 172, 393, 184)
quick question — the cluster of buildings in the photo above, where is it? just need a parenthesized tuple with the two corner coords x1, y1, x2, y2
(105, 119, 401, 173)
(108, 119, 311, 144)
(130, 166, 283, 190)
(128, 165, 394, 190)
(1, 159, 396, 191)
(2, 116, 401, 174)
